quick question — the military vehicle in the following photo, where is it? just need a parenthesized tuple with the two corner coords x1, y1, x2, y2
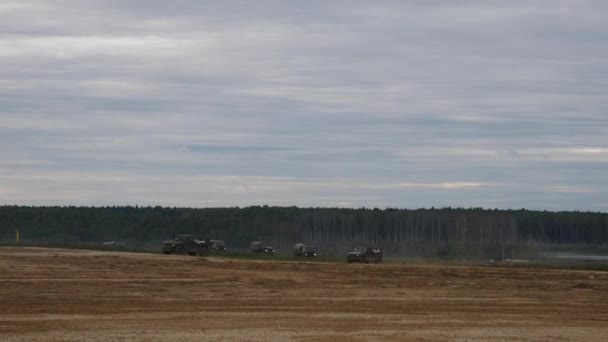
(101, 240, 126, 248)
(210, 239, 226, 252)
(293, 243, 318, 257)
(346, 246, 383, 263)
(162, 235, 210, 256)
(250, 241, 275, 255)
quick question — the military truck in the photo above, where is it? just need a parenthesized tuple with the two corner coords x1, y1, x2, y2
(250, 241, 275, 255)
(210, 239, 226, 252)
(162, 235, 210, 256)
(346, 246, 383, 263)
(293, 243, 318, 257)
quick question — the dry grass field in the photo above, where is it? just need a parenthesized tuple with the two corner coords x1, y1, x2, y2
(1, 247, 607, 341)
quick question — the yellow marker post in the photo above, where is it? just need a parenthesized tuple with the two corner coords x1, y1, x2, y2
(16, 229, 20, 244)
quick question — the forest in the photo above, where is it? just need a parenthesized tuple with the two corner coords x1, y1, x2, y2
(1, 205, 607, 259)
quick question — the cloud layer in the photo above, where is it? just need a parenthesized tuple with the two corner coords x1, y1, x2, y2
(1, 1, 607, 210)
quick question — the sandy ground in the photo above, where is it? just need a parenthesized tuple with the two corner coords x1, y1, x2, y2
(1, 247, 607, 341)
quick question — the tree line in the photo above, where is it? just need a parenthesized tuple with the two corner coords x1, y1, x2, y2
(1, 206, 606, 250)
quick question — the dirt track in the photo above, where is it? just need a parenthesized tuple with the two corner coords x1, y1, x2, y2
(1, 247, 607, 341)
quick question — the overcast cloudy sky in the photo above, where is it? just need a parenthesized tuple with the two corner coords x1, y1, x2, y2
(1, 1, 607, 210)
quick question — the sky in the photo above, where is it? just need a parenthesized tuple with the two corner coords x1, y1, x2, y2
(1, 1, 607, 211)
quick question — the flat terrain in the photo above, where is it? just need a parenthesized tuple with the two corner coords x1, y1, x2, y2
(1, 247, 607, 341)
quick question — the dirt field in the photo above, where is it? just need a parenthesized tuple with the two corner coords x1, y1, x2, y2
(1, 247, 607, 341)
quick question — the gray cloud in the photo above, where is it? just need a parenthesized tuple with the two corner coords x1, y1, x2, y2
(1, 1, 607, 210)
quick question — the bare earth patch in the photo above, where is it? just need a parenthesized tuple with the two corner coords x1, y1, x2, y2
(1, 247, 607, 341)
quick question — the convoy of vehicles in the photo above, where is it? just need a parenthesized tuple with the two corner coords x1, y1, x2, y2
(162, 234, 383, 264)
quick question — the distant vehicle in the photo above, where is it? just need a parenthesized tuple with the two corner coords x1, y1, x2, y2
(293, 243, 317, 257)
(346, 246, 383, 263)
(102, 241, 126, 248)
(210, 239, 226, 252)
(250, 241, 275, 255)
(162, 235, 210, 256)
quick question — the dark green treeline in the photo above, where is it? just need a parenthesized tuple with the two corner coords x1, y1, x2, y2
(1, 206, 607, 248)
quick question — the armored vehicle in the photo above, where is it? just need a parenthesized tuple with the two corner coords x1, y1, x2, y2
(250, 241, 275, 255)
(162, 235, 210, 256)
(210, 239, 226, 252)
(346, 246, 383, 263)
(293, 243, 318, 257)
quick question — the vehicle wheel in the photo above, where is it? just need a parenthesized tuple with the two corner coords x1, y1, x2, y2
(162, 250, 172, 255)
(198, 247, 209, 256)
(175, 245, 186, 255)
